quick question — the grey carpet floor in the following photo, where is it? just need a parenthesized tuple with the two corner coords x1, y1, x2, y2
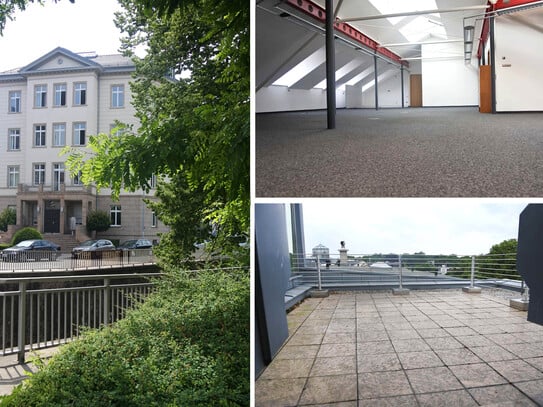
(255, 107, 543, 197)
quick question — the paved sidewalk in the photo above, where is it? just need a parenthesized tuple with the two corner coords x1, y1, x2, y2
(0, 347, 60, 396)
(256, 289, 543, 406)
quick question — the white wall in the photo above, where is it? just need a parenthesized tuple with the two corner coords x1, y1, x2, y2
(494, 15, 543, 112)
(345, 85, 362, 108)
(421, 42, 479, 106)
(255, 86, 345, 113)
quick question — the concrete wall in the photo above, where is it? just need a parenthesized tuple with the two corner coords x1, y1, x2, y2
(255, 86, 346, 113)
(421, 42, 479, 107)
(494, 15, 543, 112)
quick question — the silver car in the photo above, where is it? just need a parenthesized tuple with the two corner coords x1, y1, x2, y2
(72, 239, 116, 259)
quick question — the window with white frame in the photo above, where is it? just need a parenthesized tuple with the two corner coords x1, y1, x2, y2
(34, 84, 47, 108)
(149, 173, 157, 188)
(34, 124, 46, 147)
(73, 170, 83, 185)
(7, 166, 19, 188)
(110, 205, 122, 226)
(53, 123, 66, 147)
(53, 163, 65, 191)
(74, 82, 86, 105)
(54, 83, 67, 107)
(73, 122, 86, 146)
(8, 129, 20, 151)
(9, 91, 21, 113)
(33, 163, 46, 185)
(152, 211, 157, 228)
(111, 85, 124, 108)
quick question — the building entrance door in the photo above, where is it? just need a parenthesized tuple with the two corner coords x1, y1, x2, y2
(44, 200, 61, 233)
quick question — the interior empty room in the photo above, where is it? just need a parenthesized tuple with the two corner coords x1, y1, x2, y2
(255, 0, 543, 197)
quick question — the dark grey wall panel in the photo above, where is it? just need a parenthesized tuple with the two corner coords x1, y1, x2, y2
(255, 204, 291, 377)
(517, 203, 543, 325)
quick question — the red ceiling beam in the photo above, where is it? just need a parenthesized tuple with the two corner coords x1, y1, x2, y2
(284, 0, 409, 66)
(478, 0, 541, 59)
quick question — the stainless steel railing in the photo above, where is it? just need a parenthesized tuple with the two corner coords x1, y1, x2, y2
(0, 273, 158, 363)
(0, 249, 157, 273)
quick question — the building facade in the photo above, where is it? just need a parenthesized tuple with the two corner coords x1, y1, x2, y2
(0, 47, 168, 245)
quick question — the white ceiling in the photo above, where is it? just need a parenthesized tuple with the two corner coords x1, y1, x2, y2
(256, 0, 543, 90)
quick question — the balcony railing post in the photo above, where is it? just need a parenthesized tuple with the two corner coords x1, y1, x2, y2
(103, 278, 111, 325)
(399, 254, 403, 290)
(17, 281, 27, 364)
(470, 255, 476, 288)
(316, 255, 322, 290)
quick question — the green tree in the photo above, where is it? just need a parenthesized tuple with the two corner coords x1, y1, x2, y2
(64, 0, 249, 262)
(86, 210, 111, 234)
(489, 238, 517, 255)
(11, 227, 42, 245)
(0, 207, 16, 232)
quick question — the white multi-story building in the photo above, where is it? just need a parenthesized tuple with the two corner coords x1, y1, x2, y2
(0, 47, 168, 245)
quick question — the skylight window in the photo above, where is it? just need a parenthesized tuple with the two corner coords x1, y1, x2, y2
(368, 0, 438, 25)
(272, 48, 325, 87)
(399, 15, 446, 42)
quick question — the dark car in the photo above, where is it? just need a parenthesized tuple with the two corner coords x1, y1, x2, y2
(71, 239, 116, 259)
(117, 239, 152, 250)
(2, 239, 61, 262)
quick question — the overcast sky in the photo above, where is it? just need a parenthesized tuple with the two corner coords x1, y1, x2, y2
(285, 199, 541, 256)
(0, 0, 122, 72)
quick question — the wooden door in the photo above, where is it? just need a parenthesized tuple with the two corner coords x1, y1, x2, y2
(410, 74, 422, 107)
(479, 65, 492, 113)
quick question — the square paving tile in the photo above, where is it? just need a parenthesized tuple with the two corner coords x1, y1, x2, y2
(255, 377, 306, 407)
(387, 329, 421, 340)
(310, 356, 357, 376)
(358, 353, 402, 373)
(405, 366, 463, 394)
(259, 358, 314, 380)
(317, 343, 356, 358)
(357, 340, 395, 355)
(358, 330, 389, 342)
(468, 384, 538, 406)
(288, 332, 324, 346)
(425, 336, 464, 350)
(327, 318, 356, 333)
(391, 338, 430, 353)
(397, 351, 444, 370)
(299, 374, 357, 405)
(416, 328, 451, 339)
(449, 363, 508, 388)
(456, 334, 495, 348)
(434, 348, 482, 366)
(276, 345, 320, 360)
(444, 326, 478, 337)
(416, 390, 478, 407)
(489, 359, 543, 382)
(358, 370, 413, 399)
(525, 357, 543, 372)
(469, 345, 517, 362)
(358, 395, 418, 406)
(322, 332, 356, 344)
(515, 379, 543, 406)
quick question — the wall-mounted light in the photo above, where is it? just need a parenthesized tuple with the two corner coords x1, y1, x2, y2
(464, 25, 475, 43)
(37, 205, 40, 213)
(60, 206, 64, 213)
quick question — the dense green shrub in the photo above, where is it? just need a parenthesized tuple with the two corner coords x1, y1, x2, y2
(1, 268, 249, 406)
(11, 227, 42, 246)
(0, 207, 16, 232)
(86, 210, 111, 234)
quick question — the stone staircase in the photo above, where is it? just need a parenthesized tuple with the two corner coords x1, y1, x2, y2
(42, 234, 81, 254)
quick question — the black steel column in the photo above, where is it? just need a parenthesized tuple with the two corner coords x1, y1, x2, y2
(325, 0, 336, 129)
(400, 65, 405, 108)
(490, 16, 496, 114)
(374, 54, 379, 110)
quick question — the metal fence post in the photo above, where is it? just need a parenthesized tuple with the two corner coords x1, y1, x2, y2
(470, 255, 475, 288)
(17, 281, 27, 364)
(399, 254, 403, 290)
(316, 255, 322, 291)
(104, 278, 111, 325)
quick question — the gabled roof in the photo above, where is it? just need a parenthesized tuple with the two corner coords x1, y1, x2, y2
(0, 47, 135, 80)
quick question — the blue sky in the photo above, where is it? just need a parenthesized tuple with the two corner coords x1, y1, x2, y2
(284, 198, 541, 256)
(0, 0, 122, 72)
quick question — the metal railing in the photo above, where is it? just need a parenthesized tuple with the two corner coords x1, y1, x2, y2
(0, 249, 156, 273)
(291, 252, 523, 290)
(1, 273, 158, 363)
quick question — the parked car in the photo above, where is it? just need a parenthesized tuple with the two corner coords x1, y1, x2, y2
(2, 239, 60, 262)
(71, 239, 116, 259)
(117, 239, 153, 250)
